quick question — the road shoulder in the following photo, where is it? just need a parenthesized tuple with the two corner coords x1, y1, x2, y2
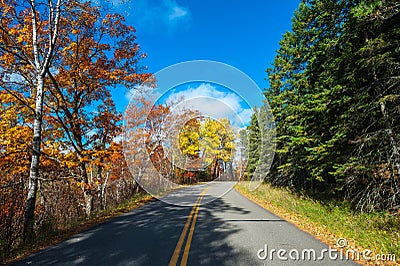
(234, 183, 369, 265)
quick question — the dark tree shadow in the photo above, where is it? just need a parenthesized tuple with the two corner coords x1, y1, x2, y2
(12, 191, 253, 265)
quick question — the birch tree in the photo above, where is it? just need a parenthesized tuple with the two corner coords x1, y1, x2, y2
(0, 0, 65, 240)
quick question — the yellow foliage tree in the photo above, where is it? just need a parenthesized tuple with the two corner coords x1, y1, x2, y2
(178, 117, 236, 179)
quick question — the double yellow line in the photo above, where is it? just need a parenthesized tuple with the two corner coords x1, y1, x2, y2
(169, 187, 209, 266)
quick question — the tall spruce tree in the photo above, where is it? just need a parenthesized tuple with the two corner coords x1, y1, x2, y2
(263, 0, 399, 211)
(245, 108, 261, 179)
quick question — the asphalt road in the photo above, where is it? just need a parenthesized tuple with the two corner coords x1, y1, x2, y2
(14, 182, 358, 265)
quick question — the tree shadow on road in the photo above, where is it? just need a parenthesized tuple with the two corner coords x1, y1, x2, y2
(13, 194, 254, 266)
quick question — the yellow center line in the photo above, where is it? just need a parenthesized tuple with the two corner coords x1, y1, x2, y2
(180, 188, 208, 266)
(169, 187, 209, 266)
(169, 197, 201, 266)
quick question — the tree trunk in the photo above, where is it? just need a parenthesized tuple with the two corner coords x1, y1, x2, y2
(83, 190, 93, 217)
(373, 66, 400, 176)
(379, 101, 400, 175)
(23, 75, 44, 241)
(79, 162, 93, 217)
(100, 171, 109, 210)
(133, 180, 140, 194)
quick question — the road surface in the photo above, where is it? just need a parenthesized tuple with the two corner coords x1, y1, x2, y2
(14, 182, 357, 265)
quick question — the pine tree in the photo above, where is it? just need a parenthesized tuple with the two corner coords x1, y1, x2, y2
(245, 108, 261, 179)
(263, 0, 399, 210)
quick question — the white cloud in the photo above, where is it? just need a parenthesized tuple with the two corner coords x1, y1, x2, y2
(168, 5, 188, 21)
(237, 108, 253, 125)
(165, 83, 253, 127)
(128, 0, 190, 33)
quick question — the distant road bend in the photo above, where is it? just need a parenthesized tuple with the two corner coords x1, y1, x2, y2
(14, 182, 357, 265)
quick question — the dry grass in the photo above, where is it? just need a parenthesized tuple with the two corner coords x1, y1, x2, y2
(235, 182, 400, 265)
(6, 192, 154, 264)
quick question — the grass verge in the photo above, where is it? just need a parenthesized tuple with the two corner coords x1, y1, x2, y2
(6, 192, 154, 265)
(235, 181, 399, 265)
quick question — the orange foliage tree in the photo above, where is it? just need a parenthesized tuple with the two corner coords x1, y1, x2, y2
(44, 2, 152, 216)
(0, 0, 152, 245)
(0, 0, 69, 241)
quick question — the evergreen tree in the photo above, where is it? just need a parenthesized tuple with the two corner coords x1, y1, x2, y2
(263, 0, 399, 211)
(245, 108, 261, 179)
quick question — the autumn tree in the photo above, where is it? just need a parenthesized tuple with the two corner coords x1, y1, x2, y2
(44, 2, 152, 216)
(178, 117, 236, 181)
(0, 92, 32, 253)
(0, 0, 152, 241)
(202, 118, 236, 179)
(123, 91, 178, 194)
(0, 0, 72, 240)
(179, 118, 201, 160)
(139, 103, 202, 186)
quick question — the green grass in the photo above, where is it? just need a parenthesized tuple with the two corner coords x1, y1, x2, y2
(235, 182, 399, 264)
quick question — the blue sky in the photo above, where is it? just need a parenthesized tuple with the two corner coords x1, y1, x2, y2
(157, 82, 253, 128)
(124, 0, 300, 80)
(108, 0, 300, 123)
